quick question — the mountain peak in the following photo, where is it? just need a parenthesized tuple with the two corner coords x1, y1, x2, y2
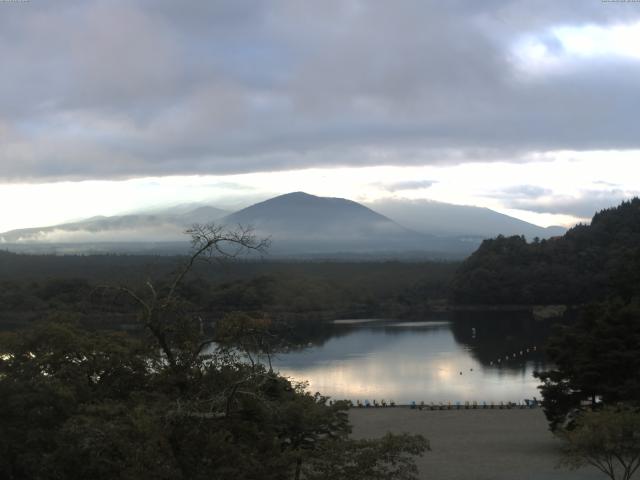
(227, 192, 380, 222)
(279, 191, 315, 198)
(269, 191, 336, 203)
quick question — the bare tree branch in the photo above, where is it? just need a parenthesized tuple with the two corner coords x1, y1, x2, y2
(163, 223, 269, 309)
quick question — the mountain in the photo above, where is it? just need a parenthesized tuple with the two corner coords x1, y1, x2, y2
(365, 198, 566, 239)
(0, 192, 568, 258)
(0, 206, 228, 244)
(222, 192, 468, 255)
(451, 198, 640, 305)
(225, 192, 403, 237)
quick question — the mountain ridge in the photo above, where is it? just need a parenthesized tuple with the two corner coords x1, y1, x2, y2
(0, 206, 228, 244)
(366, 198, 566, 239)
(1, 192, 570, 257)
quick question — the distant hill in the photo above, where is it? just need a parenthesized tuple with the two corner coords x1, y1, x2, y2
(0, 206, 228, 244)
(222, 192, 474, 256)
(366, 198, 566, 239)
(451, 198, 640, 305)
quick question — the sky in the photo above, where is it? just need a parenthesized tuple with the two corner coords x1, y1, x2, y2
(1, 0, 640, 233)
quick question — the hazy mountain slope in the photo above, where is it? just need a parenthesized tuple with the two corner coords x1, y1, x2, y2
(222, 192, 472, 255)
(180, 206, 229, 225)
(225, 192, 405, 236)
(366, 199, 566, 239)
(0, 206, 228, 243)
(0, 193, 476, 257)
(140, 203, 223, 216)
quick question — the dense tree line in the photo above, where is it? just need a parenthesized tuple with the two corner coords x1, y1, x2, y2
(0, 258, 456, 330)
(533, 298, 640, 480)
(535, 299, 640, 431)
(451, 198, 640, 305)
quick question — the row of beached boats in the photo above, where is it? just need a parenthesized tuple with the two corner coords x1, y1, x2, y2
(343, 398, 540, 409)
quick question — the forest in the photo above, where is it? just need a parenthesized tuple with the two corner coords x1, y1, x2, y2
(0, 252, 457, 331)
(451, 198, 640, 305)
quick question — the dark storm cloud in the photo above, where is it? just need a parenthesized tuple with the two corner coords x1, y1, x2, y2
(1, 0, 640, 180)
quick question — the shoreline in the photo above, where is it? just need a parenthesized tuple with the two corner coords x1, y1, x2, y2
(347, 401, 539, 409)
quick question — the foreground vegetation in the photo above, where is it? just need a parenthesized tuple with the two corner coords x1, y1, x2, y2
(0, 226, 428, 480)
(0, 320, 428, 480)
(559, 406, 640, 480)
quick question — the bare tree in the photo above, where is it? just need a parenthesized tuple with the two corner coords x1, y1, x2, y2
(100, 223, 269, 373)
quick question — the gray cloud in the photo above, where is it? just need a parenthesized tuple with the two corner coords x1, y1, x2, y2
(1, 0, 640, 180)
(493, 185, 553, 199)
(377, 180, 437, 192)
(593, 180, 621, 188)
(506, 189, 637, 217)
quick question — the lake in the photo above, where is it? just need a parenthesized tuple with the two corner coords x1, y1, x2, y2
(273, 312, 553, 405)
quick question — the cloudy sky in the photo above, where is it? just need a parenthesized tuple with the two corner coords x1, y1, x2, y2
(1, 0, 639, 233)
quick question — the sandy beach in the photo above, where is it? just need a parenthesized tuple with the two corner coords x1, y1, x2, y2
(349, 408, 606, 480)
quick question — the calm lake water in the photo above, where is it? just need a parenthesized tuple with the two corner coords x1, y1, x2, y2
(273, 313, 553, 405)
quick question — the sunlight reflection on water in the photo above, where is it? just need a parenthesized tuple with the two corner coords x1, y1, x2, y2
(274, 317, 548, 404)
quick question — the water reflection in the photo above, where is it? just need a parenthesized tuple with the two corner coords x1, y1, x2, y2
(274, 313, 553, 404)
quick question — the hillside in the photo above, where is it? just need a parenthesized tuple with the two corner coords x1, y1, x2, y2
(451, 198, 640, 305)
(0, 206, 228, 244)
(366, 198, 566, 239)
